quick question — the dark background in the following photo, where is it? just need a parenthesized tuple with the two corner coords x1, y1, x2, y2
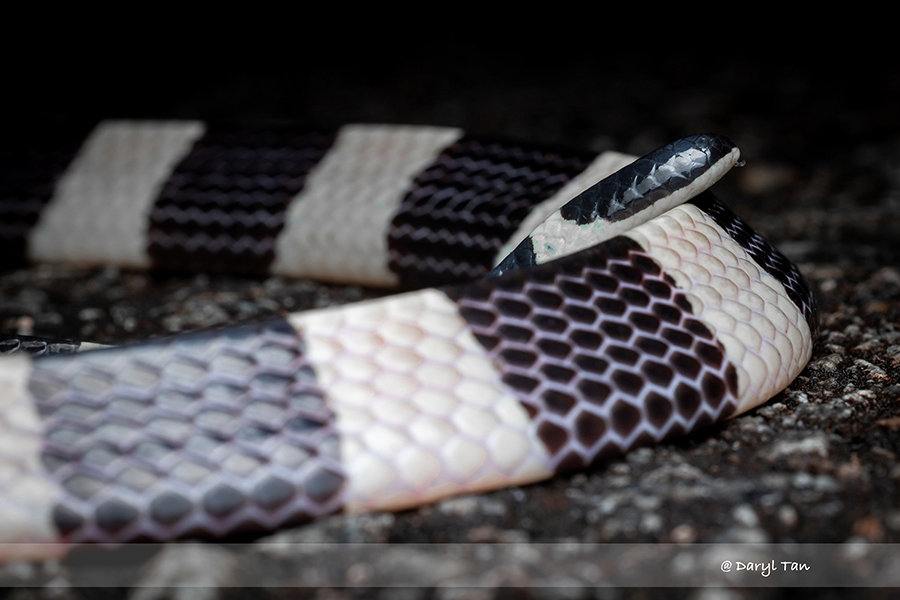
(3, 34, 900, 598)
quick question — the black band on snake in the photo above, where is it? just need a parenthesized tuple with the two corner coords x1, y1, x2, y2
(0, 122, 815, 560)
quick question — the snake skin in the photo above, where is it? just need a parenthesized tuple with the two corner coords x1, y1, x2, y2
(559, 134, 737, 225)
(0, 131, 86, 269)
(149, 128, 337, 275)
(447, 236, 738, 474)
(624, 203, 814, 412)
(28, 319, 344, 543)
(0, 125, 817, 556)
(288, 289, 554, 513)
(490, 134, 740, 278)
(690, 192, 817, 334)
(0, 334, 82, 357)
(387, 136, 595, 287)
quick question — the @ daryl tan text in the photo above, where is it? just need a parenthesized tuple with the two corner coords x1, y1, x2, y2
(720, 560, 810, 577)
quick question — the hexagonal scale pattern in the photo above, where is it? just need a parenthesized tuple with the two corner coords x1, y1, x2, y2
(272, 124, 463, 286)
(148, 126, 337, 276)
(0, 333, 81, 356)
(0, 354, 61, 553)
(690, 192, 817, 335)
(29, 121, 206, 268)
(289, 289, 554, 512)
(0, 127, 819, 551)
(387, 136, 596, 287)
(624, 203, 814, 413)
(496, 151, 637, 262)
(446, 236, 740, 473)
(27, 319, 345, 543)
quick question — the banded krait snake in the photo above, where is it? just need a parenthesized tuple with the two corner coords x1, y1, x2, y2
(0, 123, 816, 559)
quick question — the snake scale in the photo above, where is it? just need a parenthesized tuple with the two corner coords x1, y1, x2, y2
(0, 122, 816, 560)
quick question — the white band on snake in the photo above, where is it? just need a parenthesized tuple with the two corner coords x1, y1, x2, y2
(0, 123, 815, 560)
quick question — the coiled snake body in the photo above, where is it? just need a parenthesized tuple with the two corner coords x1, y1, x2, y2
(0, 123, 816, 559)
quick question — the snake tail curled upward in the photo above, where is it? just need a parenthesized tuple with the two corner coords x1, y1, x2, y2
(0, 124, 816, 559)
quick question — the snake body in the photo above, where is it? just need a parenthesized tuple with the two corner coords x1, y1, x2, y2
(0, 123, 816, 559)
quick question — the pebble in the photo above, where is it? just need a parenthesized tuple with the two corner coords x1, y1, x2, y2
(635, 494, 662, 512)
(761, 433, 830, 461)
(887, 345, 900, 363)
(853, 359, 891, 381)
(786, 390, 809, 404)
(716, 526, 770, 544)
(670, 524, 697, 543)
(777, 505, 799, 528)
(809, 353, 844, 370)
(130, 544, 239, 600)
(732, 504, 760, 528)
(852, 516, 885, 541)
(640, 513, 663, 533)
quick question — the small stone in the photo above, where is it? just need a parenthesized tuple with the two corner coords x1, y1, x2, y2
(887, 345, 900, 364)
(809, 353, 844, 371)
(762, 433, 830, 461)
(640, 513, 663, 533)
(732, 504, 760, 528)
(853, 359, 891, 382)
(777, 505, 798, 528)
(130, 544, 239, 600)
(670, 524, 696, 543)
(852, 516, 884, 541)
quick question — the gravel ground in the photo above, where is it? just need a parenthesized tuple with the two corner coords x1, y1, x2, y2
(1, 42, 899, 599)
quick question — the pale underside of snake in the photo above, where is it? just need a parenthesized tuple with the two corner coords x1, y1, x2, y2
(0, 122, 816, 561)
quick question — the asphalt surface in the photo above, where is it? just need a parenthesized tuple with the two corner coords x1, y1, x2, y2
(1, 42, 899, 599)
